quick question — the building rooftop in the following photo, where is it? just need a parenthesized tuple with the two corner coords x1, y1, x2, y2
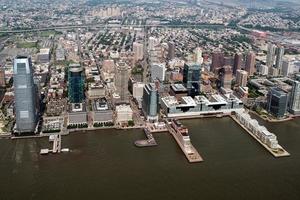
(93, 98, 109, 111)
(171, 84, 187, 92)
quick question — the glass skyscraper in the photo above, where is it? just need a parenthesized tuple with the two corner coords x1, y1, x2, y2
(142, 83, 159, 122)
(13, 56, 38, 133)
(183, 63, 201, 97)
(267, 87, 288, 118)
(289, 80, 300, 115)
(68, 64, 84, 103)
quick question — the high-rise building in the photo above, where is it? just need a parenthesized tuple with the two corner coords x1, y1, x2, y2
(275, 46, 284, 72)
(115, 62, 129, 102)
(194, 47, 203, 65)
(289, 81, 300, 115)
(266, 43, 276, 69)
(142, 83, 159, 122)
(151, 63, 166, 82)
(0, 65, 5, 87)
(269, 67, 279, 77)
(183, 63, 201, 97)
(13, 56, 38, 133)
(258, 64, 268, 76)
(233, 53, 243, 74)
(211, 51, 225, 72)
(236, 70, 248, 87)
(245, 52, 256, 76)
(148, 37, 158, 50)
(267, 87, 288, 118)
(133, 42, 144, 62)
(168, 42, 175, 60)
(133, 82, 145, 100)
(220, 65, 233, 89)
(68, 63, 84, 103)
(282, 59, 293, 77)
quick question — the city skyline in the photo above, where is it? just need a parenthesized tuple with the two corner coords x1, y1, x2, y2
(0, 0, 300, 199)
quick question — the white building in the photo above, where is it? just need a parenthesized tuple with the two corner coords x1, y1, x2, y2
(148, 37, 158, 50)
(133, 42, 144, 62)
(115, 104, 133, 124)
(235, 110, 279, 149)
(259, 65, 268, 76)
(193, 47, 203, 65)
(282, 59, 293, 77)
(151, 63, 166, 82)
(161, 94, 243, 118)
(133, 82, 145, 99)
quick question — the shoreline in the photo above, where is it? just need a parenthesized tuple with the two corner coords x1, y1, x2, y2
(248, 109, 294, 123)
(1, 111, 299, 140)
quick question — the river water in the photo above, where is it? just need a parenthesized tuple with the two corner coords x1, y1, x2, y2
(0, 117, 300, 200)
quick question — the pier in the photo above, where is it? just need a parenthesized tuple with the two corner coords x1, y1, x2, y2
(166, 121, 203, 163)
(231, 110, 290, 158)
(134, 128, 158, 147)
(40, 134, 69, 155)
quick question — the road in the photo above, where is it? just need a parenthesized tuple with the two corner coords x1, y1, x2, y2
(0, 24, 225, 34)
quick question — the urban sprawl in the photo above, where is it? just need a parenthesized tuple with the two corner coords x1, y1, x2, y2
(0, 0, 300, 160)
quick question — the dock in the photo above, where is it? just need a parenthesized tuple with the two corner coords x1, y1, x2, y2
(134, 128, 158, 147)
(231, 114, 290, 158)
(40, 134, 69, 155)
(166, 123, 203, 163)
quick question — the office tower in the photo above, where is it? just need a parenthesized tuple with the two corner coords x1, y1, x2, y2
(115, 62, 129, 102)
(211, 51, 224, 72)
(258, 64, 268, 76)
(149, 46, 162, 64)
(236, 70, 248, 87)
(0, 65, 5, 87)
(282, 59, 293, 77)
(275, 46, 284, 72)
(133, 82, 145, 100)
(13, 56, 38, 133)
(68, 63, 84, 103)
(183, 63, 201, 97)
(266, 43, 276, 68)
(194, 47, 203, 65)
(142, 83, 159, 122)
(151, 63, 166, 82)
(245, 52, 256, 76)
(221, 65, 233, 89)
(168, 42, 175, 60)
(267, 87, 288, 118)
(289, 81, 300, 115)
(148, 37, 158, 50)
(233, 53, 243, 74)
(269, 67, 279, 77)
(133, 42, 144, 62)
